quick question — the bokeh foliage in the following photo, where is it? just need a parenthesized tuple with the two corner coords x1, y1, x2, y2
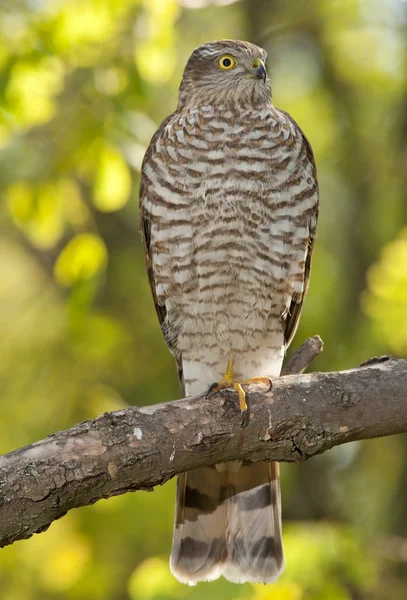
(0, 0, 406, 598)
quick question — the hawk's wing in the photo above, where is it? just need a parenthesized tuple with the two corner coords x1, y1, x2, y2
(284, 223, 317, 347)
(279, 111, 319, 348)
(139, 114, 185, 392)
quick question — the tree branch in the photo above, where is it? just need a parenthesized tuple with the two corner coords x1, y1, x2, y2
(281, 335, 323, 375)
(0, 338, 406, 549)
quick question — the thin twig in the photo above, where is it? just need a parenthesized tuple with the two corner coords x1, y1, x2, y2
(281, 335, 323, 375)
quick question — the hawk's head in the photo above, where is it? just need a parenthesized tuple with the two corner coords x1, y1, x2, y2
(178, 40, 271, 109)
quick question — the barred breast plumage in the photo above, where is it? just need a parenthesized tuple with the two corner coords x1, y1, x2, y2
(139, 39, 319, 586)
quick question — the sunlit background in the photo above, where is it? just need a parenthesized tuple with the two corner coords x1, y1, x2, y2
(0, 0, 407, 598)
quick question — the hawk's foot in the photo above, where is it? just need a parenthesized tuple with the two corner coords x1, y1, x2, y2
(207, 370, 272, 429)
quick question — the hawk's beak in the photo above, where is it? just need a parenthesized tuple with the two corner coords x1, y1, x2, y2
(251, 58, 267, 83)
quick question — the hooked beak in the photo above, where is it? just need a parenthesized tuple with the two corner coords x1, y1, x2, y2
(251, 57, 267, 83)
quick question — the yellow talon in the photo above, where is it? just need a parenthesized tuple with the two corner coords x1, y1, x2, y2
(234, 382, 247, 413)
(222, 357, 234, 385)
(206, 356, 272, 428)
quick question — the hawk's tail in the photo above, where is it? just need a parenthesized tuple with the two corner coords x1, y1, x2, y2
(170, 461, 284, 585)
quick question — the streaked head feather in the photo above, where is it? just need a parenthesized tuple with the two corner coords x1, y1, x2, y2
(178, 39, 271, 109)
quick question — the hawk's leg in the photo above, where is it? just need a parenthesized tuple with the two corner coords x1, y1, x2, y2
(207, 357, 272, 427)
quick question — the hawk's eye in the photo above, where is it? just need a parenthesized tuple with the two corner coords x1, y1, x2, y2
(218, 55, 236, 70)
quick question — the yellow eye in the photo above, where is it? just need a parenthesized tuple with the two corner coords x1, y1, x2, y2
(217, 55, 236, 71)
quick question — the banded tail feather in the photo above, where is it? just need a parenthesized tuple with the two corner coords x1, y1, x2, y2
(170, 461, 284, 585)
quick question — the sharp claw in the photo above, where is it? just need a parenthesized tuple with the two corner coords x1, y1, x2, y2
(207, 374, 268, 427)
(206, 382, 219, 398)
(240, 409, 247, 428)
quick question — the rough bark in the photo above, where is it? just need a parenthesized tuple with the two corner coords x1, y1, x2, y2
(0, 337, 406, 549)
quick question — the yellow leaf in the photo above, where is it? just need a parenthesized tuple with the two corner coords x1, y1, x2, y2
(251, 580, 303, 600)
(362, 227, 407, 355)
(135, 40, 177, 83)
(40, 538, 90, 592)
(128, 557, 186, 600)
(5, 58, 64, 126)
(134, 0, 179, 83)
(16, 516, 91, 592)
(6, 182, 33, 223)
(6, 182, 64, 249)
(54, 233, 107, 287)
(93, 145, 131, 212)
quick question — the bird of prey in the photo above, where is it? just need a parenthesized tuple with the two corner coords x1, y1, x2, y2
(139, 39, 319, 585)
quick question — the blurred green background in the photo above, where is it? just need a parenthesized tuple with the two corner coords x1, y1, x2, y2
(0, 0, 406, 598)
